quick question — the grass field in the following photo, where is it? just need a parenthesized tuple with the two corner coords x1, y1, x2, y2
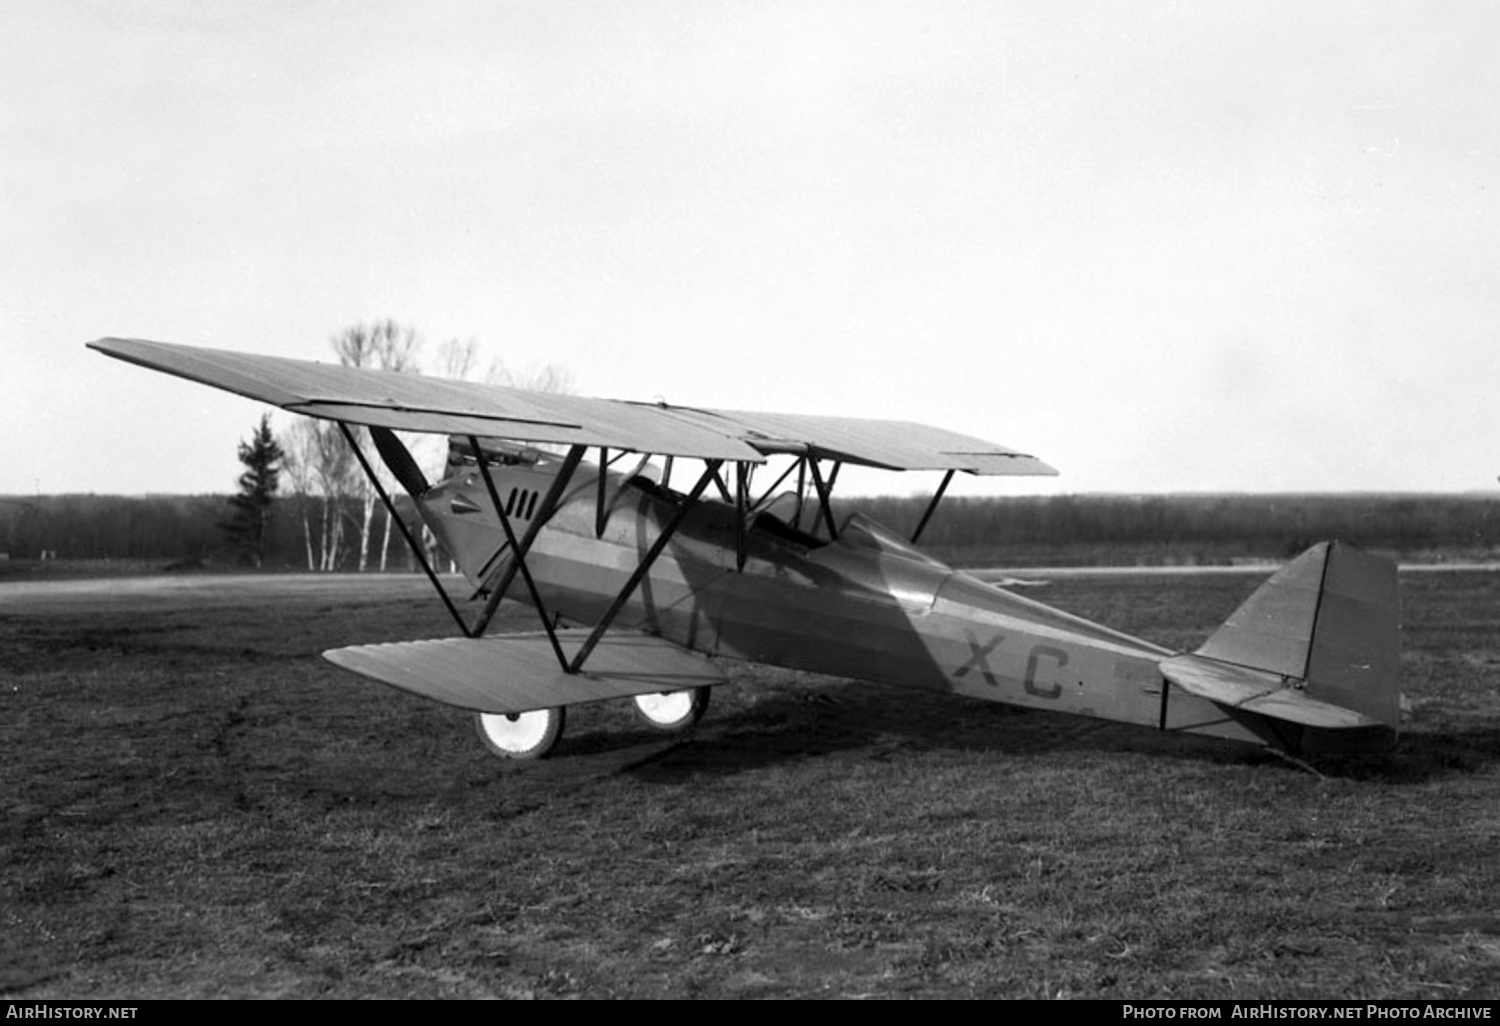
(3, 569, 1499, 999)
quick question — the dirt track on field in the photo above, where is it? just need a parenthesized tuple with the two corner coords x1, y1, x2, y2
(0, 572, 447, 611)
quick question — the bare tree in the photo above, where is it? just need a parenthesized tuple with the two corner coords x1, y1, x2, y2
(313, 421, 358, 571)
(282, 418, 358, 571)
(437, 335, 569, 391)
(434, 336, 481, 380)
(332, 320, 423, 571)
(332, 319, 422, 376)
(281, 420, 320, 571)
(487, 356, 575, 394)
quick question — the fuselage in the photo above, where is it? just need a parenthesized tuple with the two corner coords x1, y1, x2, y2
(418, 453, 1272, 748)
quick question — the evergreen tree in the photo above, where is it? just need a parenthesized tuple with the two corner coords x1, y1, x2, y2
(221, 414, 285, 567)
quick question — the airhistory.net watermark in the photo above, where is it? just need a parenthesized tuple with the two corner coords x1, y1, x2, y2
(6, 1008, 137, 1019)
(1122, 1007, 1492, 1020)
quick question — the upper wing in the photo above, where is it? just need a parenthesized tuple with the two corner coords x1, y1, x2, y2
(90, 336, 760, 460)
(90, 337, 1055, 475)
(656, 407, 1056, 475)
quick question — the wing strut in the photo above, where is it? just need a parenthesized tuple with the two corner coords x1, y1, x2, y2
(595, 446, 611, 537)
(566, 460, 722, 674)
(807, 459, 841, 539)
(708, 463, 733, 503)
(343, 426, 716, 677)
(795, 458, 807, 529)
(341, 428, 729, 681)
(339, 425, 590, 650)
(910, 470, 955, 545)
(466, 436, 586, 670)
(341, 424, 474, 637)
(747, 456, 802, 510)
(735, 461, 750, 571)
(472, 443, 588, 640)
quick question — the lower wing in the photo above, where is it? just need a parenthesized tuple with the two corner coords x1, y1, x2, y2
(324, 629, 725, 714)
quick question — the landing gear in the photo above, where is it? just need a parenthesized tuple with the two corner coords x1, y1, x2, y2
(632, 686, 712, 732)
(475, 707, 565, 759)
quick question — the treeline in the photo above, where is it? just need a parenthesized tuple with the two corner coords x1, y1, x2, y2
(3, 491, 1497, 569)
(0, 495, 224, 562)
(845, 492, 1500, 566)
(0, 493, 414, 570)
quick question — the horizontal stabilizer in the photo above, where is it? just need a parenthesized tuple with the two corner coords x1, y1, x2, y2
(1160, 653, 1385, 731)
(324, 629, 726, 714)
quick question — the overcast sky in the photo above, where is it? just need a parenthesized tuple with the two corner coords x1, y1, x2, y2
(4, 1, 1495, 497)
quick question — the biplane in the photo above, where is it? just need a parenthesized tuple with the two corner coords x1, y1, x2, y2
(90, 338, 1401, 760)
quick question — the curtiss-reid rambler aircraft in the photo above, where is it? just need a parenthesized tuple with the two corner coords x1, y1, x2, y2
(91, 338, 1401, 761)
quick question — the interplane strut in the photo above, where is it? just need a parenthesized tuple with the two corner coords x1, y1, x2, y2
(345, 427, 735, 679)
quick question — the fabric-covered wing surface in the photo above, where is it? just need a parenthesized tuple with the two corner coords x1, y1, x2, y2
(88, 337, 761, 460)
(324, 630, 727, 714)
(90, 337, 1055, 475)
(654, 406, 1057, 475)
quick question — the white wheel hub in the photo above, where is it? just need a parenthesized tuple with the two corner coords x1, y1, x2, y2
(475, 707, 564, 759)
(632, 686, 710, 732)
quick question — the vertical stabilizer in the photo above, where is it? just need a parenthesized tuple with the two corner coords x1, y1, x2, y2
(1197, 544, 1326, 679)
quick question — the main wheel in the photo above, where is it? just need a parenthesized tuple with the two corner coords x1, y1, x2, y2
(474, 707, 565, 759)
(632, 686, 711, 732)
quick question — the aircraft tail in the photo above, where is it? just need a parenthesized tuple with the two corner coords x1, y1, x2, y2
(1160, 542, 1401, 754)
